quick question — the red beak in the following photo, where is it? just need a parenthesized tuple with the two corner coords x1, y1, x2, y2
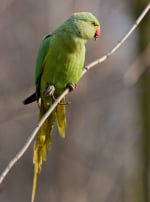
(94, 27, 100, 40)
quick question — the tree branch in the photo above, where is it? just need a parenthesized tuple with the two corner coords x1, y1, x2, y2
(0, 2, 149, 185)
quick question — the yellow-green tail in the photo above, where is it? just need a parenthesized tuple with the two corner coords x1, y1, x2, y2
(31, 98, 66, 202)
(56, 98, 66, 138)
(32, 101, 55, 202)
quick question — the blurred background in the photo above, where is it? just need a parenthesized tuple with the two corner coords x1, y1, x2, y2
(0, 0, 149, 202)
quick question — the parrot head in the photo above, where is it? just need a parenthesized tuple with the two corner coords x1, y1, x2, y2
(71, 12, 100, 40)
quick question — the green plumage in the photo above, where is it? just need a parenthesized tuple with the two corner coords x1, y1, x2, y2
(23, 12, 100, 202)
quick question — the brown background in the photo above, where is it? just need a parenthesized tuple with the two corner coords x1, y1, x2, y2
(0, 0, 149, 202)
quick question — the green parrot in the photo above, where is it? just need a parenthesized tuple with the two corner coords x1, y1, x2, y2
(23, 12, 100, 202)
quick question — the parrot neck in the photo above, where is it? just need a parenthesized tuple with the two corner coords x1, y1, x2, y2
(58, 31, 86, 53)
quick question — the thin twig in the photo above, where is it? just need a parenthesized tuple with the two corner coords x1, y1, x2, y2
(83, 2, 150, 74)
(0, 90, 69, 184)
(0, 2, 149, 185)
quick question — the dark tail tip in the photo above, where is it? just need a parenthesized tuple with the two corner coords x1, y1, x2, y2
(23, 92, 37, 105)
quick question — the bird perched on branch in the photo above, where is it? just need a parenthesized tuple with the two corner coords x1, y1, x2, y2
(23, 12, 100, 202)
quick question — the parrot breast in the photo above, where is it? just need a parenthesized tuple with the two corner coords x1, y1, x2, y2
(40, 33, 85, 94)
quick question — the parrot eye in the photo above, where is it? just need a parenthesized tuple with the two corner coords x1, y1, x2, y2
(91, 21, 96, 26)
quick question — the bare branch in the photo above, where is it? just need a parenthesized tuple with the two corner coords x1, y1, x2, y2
(0, 89, 69, 184)
(0, 2, 149, 185)
(83, 2, 150, 74)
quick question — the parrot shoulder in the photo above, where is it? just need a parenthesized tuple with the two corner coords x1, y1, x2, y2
(42, 34, 52, 40)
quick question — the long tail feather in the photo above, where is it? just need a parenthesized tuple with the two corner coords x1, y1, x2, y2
(56, 98, 66, 138)
(32, 101, 56, 202)
(32, 168, 38, 202)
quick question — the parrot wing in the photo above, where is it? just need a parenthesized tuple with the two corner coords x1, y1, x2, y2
(35, 34, 51, 86)
(23, 34, 52, 105)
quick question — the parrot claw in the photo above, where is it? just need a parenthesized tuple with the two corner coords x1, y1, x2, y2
(67, 83, 77, 92)
(44, 85, 56, 101)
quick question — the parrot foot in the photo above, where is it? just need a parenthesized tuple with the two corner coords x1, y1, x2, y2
(44, 85, 71, 105)
(45, 85, 56, 101)
(67, 83, 77, 92)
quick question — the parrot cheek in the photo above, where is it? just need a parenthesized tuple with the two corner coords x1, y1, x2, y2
(94, 27, 100, 40)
